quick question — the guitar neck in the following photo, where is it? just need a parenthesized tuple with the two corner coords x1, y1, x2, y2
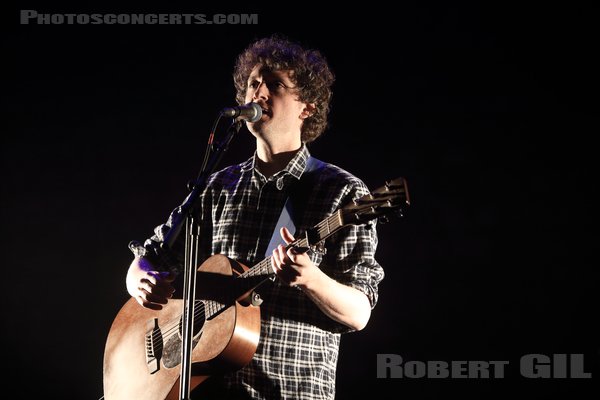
(202, 211, 346, 320)
(205, 176, 408, 319)
(239, 209, 345, 281)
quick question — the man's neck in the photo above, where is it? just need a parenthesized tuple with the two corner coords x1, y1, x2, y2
(255, 140, 302, 178)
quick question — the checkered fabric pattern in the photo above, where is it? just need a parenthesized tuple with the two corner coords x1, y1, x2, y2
(130, 144, 384, 399)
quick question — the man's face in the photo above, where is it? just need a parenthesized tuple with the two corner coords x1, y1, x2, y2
(244, 65, 310, 139)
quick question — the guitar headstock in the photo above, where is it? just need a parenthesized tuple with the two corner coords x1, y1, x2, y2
(341, 177, 410, 226)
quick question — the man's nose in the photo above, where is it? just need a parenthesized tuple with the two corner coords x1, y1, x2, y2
(253, 82, 268, 100)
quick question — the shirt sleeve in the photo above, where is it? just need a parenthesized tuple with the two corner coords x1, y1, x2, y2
(128, 187, 213, 273)
(127, 204, 187, 273)
(322, 179, 385, 309)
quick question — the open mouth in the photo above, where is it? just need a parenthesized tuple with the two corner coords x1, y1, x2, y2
(255, 103, 271, 117)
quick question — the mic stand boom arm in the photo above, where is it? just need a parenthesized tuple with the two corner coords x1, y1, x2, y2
(160, 118, 242, 400)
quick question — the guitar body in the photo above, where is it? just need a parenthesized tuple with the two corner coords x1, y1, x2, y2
(103, 255, 261, 400)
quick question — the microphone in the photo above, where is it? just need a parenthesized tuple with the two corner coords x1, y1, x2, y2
(220, 102, 262, 122)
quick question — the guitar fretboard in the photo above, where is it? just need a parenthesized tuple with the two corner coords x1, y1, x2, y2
(203, 210, 344, 320)
(240, 209, 344, 279)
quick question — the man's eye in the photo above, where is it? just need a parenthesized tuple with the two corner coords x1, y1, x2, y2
(268, 81, 286, 90)
(248, 81, 260, 89)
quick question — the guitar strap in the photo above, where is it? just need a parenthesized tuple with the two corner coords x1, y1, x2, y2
(264, 155, 323, 257)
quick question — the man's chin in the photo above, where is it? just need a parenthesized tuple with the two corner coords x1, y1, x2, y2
(245, 121, 264, 138)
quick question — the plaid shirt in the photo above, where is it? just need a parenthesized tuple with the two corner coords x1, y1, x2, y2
(130, 144, 384, 399)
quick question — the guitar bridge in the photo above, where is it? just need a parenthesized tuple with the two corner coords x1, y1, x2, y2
(145, 318, 163, 374)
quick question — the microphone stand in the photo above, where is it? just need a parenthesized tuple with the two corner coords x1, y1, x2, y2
(161, 116, 243, 400)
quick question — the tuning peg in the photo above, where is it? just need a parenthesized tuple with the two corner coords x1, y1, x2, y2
(385, 178, 403, 190)
(378, 215, 389, 224)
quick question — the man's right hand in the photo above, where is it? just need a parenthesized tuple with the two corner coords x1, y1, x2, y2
(126, 257, 176, 310)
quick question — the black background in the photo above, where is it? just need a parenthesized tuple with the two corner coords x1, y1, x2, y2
(2, 2, 598, 399)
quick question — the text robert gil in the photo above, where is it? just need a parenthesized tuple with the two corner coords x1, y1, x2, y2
(377, 354, 592, 378)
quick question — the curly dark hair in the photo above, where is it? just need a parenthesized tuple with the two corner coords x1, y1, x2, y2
(233, 35, 335, 143)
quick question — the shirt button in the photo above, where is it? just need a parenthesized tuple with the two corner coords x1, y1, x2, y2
(276, 177, 284, 190)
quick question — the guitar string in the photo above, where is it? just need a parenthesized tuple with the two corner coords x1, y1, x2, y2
(239, 212, 340, 278)
(150, 213, 343, 343)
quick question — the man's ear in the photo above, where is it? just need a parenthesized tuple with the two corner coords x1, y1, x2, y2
(300, 103, 316, 119)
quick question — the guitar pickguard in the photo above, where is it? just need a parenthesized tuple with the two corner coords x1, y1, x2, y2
(162, 330, 202, 369)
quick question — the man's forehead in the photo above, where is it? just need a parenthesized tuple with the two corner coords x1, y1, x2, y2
(248, 65, 294, 80)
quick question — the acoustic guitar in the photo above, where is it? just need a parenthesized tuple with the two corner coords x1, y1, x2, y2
(102, 177, 410, 400)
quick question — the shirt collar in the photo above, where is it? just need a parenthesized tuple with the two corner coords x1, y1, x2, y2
(240, 144, 312, 181)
